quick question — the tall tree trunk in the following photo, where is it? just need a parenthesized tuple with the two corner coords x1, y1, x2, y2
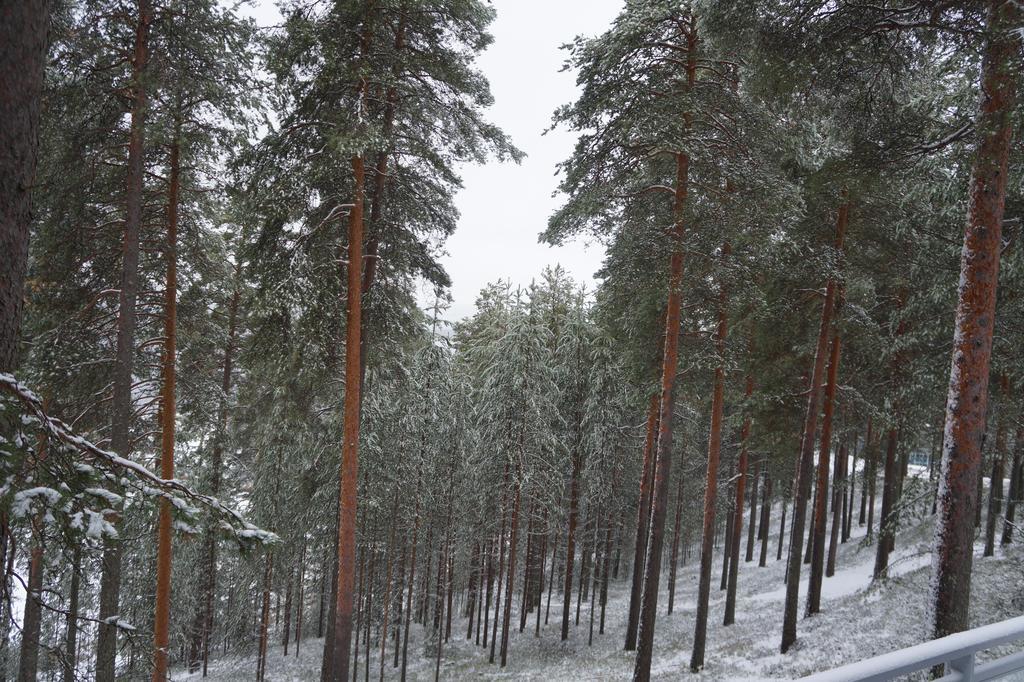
(489, 468, 509, 664)
(781, 197, 847, 654)
(588, 519, 601, 646)
(843, 434, 855, 542)
(482, 537, 493, 647)
(97, 4, 152, 679)
(466, 542, 479, 639)
(152, 114, 181, 682)
(746, 458, 761, 563)
(576, 517, 589, 625)
(544, 531, 557, 626)
(690, 241, 730, 671)
(624, 393, 658, 650)
(777, 496, 788, 562)
(827, 442, 847, 577)
(189, 260, 241, 675)
(561, 451, 581, 641)
(666, 443, 686, 614)
(399, 469, 421, 682)
(726, 374, 754, 625)
(932, 1, 1017, 643)
(520, 509, 534, 632)
(807, 332, 841, 615)
(631, 38, 696, 669)
(393, 542, 406, 666)
(860, 418, 873, 527)
(534, 515, 547, 636)
(719, 472, 734, 592)
(499, 481, 522, 668)
(329, 151, 367, 682)
(0, 0, 51, 371)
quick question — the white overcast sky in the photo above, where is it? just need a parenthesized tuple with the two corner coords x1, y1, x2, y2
(246, 0, 624, 321)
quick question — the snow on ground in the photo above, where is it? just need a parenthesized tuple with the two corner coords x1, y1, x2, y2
(174, 490, 1024, 681)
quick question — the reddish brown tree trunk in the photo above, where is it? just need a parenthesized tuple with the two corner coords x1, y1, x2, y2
(690, 242, 730, 671)
(632, 71, 695, 676)
(807, 331, 841, 615)
(666, 443, 686, 614)
(329, 151, 366, 682)
(827, 442, 847, 577)
(932, 0, 1018, 642)
(781, 198, 847, 653)
(151, 116, 181, 682)
(746, 458, 761, 563)
(625, 393, 658, 650)
(725, 373, 754, 625)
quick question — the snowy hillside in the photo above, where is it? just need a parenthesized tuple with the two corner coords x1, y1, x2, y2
(174, 493, 1024, 681)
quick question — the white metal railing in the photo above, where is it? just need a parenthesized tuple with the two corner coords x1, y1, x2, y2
(802, 615, 1024, 681)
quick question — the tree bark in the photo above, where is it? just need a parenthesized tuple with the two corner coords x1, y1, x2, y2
(152, 114, 181, 682)
(725, 374, 754, 625)
(932, 0, 1017, 642)
(807, 331, 841, 615)
(746, 458, 761, 563)
(781, 197, 847, 653)
(328, 151, 367, 682)
(189, 260, 242, 675)
(97, 4, 152, 679)
(625, 393, 658, 650)
(0, 0, 51, 372)
(631, 34, 696, 667)
(666, 442, 686, 614)
(499, 481, 521, 668)
(827, 442, 847, 577)
(691, 241, 729, 671)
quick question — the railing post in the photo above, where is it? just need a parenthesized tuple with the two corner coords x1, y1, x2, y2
(948, 653, 975, 682)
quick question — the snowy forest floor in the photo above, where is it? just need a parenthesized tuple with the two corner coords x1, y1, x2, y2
(173, 488, 1024, 681)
